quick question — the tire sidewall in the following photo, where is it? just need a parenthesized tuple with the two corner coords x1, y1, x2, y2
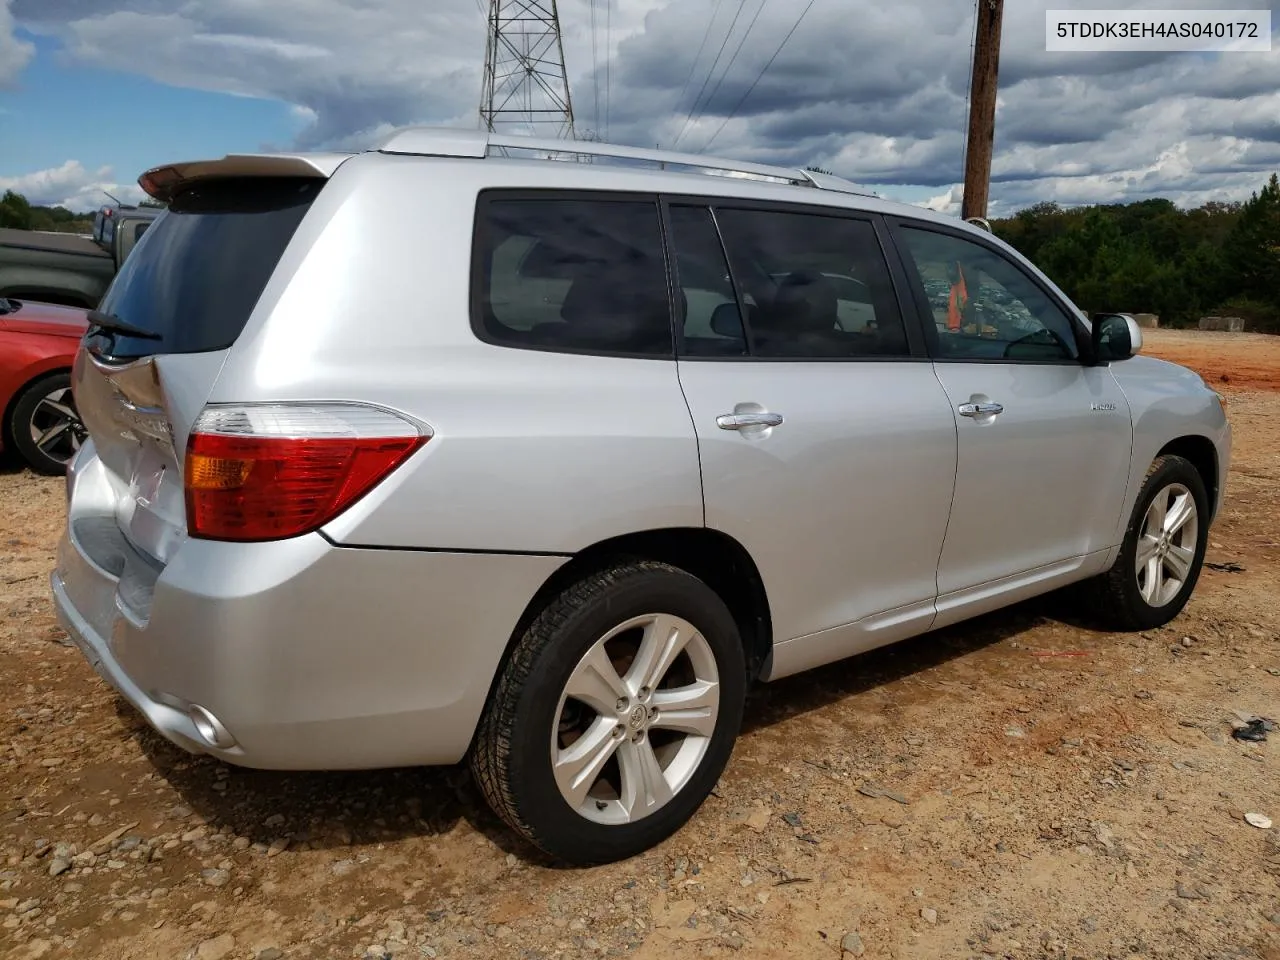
(1117, 456, 1209, 629)
(502, 567, 745, 864)
(11, 372, 76, 476)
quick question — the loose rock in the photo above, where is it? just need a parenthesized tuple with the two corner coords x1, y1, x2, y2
(840, 930, 866, 956)
(201, 868, 231, 888)
(196, 934, 236, 960)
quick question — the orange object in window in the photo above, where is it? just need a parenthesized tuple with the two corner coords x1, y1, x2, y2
(947, 263, 968, 331)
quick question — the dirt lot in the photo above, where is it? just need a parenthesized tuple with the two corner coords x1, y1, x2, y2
(2, 328, 1279, 960)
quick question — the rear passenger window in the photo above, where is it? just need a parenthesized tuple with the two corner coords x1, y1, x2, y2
(668, 205, 747, 357)
(474, 196, 673, 357)
(714, 209, 910, 359)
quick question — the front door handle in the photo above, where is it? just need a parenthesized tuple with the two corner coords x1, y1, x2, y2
(958, 401, 1004, 418)
(717, 412, 784, 430)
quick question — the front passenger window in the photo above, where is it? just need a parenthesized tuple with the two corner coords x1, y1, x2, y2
(897, 226, 1080, 362)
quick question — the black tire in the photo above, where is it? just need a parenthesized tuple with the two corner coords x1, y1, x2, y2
(9, 372, 83, 476)
(1079, 454, 1209, 631)
(471, 560, 746, 865)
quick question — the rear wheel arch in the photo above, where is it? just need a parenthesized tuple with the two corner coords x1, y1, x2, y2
(469, 527, 773, 754)
(546, 528, 773, 681)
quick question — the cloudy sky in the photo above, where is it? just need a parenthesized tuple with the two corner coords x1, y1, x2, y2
(2, 0, 1278, 215)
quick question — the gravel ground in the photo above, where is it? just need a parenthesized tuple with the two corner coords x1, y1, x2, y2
(2, 329, 1279, 960)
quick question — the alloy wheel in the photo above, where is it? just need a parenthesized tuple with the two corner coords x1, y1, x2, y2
(551, 613, 720, 826)
(26, 385, 84, 468)
(1135, 481, 1199, 607)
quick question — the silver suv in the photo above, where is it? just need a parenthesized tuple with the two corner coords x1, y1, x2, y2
(52, 129, 1231, 865)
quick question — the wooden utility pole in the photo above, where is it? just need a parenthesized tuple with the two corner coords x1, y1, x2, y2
(961, 0, 1004, 221)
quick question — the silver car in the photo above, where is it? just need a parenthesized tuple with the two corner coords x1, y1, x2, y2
(52, 129, 1231, 865)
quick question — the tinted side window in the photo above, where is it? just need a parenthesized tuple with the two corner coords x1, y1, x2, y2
(713, 209, 910, 359)
(897, 226, 1080, 361)
(475, 197, 673, 357)
(668, 205, 747, 357)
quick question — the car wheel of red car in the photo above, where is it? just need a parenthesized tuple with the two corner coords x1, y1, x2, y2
(10, 372, 85, 475)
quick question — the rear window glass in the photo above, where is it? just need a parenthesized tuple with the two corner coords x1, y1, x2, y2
(472, 195, 673, 357)
(90, 177, 322, 360)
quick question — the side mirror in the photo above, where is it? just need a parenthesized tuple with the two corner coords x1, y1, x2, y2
(1091, 313, 1142, 364)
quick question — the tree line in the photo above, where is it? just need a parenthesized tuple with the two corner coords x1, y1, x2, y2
(990, 173, 1280, 333)
(1, 189, 164, 234)
(0, 190, 96, 233)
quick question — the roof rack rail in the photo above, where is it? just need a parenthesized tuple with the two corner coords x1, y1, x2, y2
(375, 127, 877, 197)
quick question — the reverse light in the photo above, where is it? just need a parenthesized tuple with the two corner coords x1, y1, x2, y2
(184, 403, 429, 542)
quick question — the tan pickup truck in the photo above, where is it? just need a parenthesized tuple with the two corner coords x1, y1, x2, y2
(0, 203, 160, 308)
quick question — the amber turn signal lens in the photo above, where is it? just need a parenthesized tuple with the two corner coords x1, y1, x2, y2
(186, 454, 254, 490)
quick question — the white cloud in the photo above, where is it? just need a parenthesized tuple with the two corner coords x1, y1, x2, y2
(0, 0, 34, 86)
(921, 184, 964, 216)
(0, 160, 145, 210)
(5, 0, 1280, 213)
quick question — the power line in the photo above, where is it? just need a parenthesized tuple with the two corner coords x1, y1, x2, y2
(605, 0, 612, 138)
(673, 0, 750, 148)
(673, 0, 727, 123)
(699, 0, 818, 153)
(589, 0, 601, 132)
(685, 0, 769, 141)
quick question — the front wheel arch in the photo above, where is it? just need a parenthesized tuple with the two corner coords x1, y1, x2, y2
(1156, 435, 1218, 522)
(1079, 453, 1209, 631)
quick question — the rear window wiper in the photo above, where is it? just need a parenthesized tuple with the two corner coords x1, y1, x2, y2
(87, 309, 162, 340)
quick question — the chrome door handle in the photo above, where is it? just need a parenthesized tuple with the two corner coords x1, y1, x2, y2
(717, 412, 784, 430)
(958, 401, 1004, 418)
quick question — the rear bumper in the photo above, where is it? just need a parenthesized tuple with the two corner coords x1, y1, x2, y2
(52, 520, 564, 770)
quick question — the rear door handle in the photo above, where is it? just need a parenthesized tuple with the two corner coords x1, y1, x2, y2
(958, 401, 1004, 418)
(717, 412, 784, 430)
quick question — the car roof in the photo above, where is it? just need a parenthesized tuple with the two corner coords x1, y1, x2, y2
(138, 126, 976, 238)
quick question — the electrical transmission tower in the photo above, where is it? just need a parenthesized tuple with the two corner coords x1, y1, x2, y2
(480, 0, 576, 140)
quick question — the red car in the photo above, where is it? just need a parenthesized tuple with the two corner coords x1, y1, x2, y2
(0, 297, 88, 475)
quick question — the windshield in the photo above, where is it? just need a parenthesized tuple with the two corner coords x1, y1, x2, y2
(89, 176, 323, 361)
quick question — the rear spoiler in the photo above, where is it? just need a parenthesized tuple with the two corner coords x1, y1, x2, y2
(138, 153, 352, 203)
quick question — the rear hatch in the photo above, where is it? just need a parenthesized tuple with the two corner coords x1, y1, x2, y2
(72, 170, 330, 576)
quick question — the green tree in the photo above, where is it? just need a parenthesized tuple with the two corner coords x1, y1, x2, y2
(990, 173, 1279, 330)
(0, 189, 33, 229)
(1223, 173, 1280, 308)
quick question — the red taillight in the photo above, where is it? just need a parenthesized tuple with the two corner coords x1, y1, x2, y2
(184, 403, 428, 542)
